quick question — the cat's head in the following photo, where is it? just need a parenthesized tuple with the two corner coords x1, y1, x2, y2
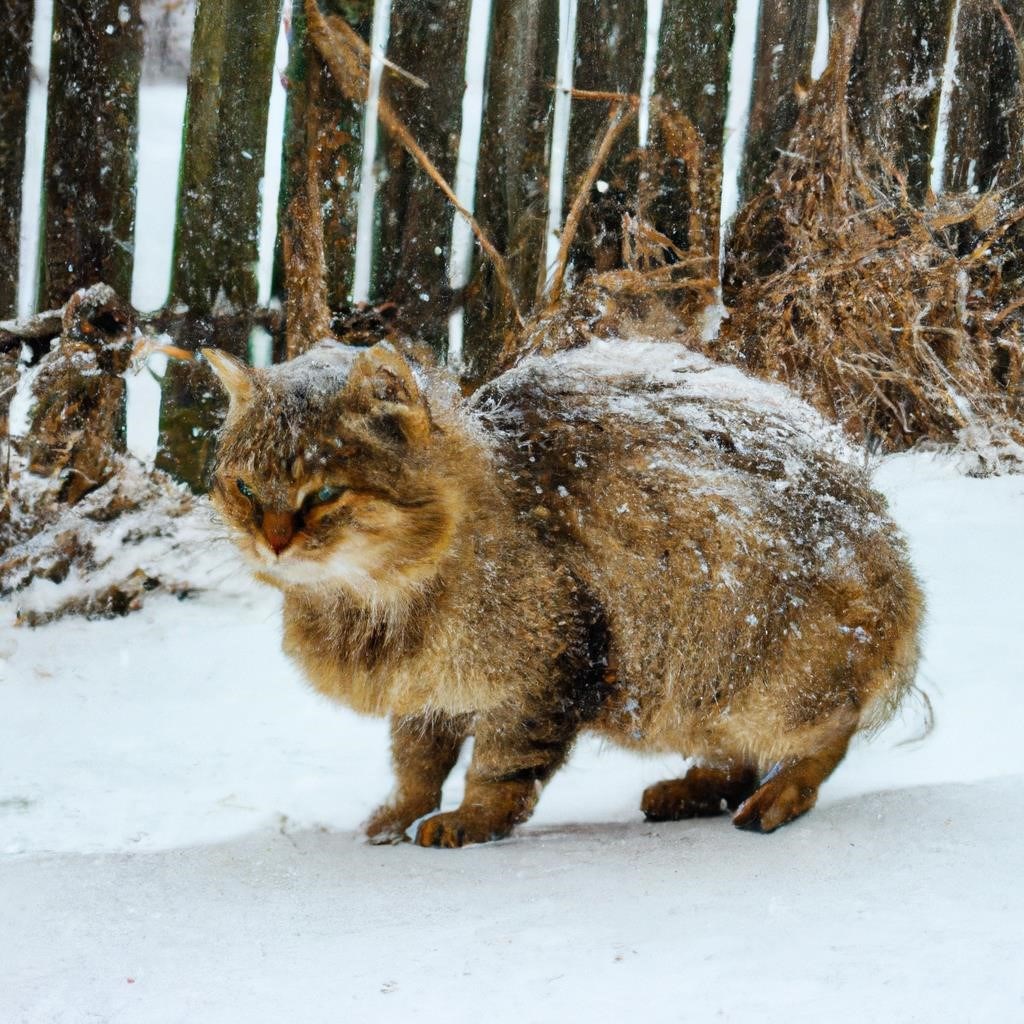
(205, 342, 463, 598)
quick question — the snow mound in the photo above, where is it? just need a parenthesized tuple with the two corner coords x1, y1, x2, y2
(0, 454, 246, 625)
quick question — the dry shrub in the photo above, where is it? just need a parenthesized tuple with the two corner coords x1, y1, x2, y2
(497, 97, 721, 375)
(719, 15, 1024, 452)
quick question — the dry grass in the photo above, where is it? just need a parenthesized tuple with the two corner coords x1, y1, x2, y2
(717, 16, 1023, 451)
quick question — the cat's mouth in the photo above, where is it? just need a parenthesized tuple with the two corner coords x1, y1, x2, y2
(245, 535, 379, 592)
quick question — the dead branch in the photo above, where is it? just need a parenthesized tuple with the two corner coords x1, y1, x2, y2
(543, 101, 638, 306)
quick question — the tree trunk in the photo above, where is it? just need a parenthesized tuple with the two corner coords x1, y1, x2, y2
(943, 0, 1024, 194)
(0, 0, 33, 319)
(652, 0, 736, 264)
(566, 0, 646, 278)
(40, 0, 142, 309)
(463, 0, 560, 377)
(740, 0, 818, 205)
(157, 0, 283, 491)
(849, 0, 957, 202)
(373, 0, 473, 354)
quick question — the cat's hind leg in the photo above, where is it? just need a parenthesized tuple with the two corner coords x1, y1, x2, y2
(732, 713, 857, 833)
(641, 762, 760, 821)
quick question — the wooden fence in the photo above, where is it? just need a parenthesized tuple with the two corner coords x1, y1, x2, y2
(2, 0, 1022, 489)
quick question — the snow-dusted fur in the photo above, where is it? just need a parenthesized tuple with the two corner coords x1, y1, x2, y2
(207, 339, 923, 845)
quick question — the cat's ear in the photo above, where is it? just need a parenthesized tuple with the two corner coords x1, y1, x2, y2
(346, 344, 431, 444)
(202, 348, 254, 407)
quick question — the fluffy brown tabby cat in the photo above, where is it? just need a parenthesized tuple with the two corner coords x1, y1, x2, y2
(205, 338, 923, 847)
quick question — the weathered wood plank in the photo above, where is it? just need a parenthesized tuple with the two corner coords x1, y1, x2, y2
(373, 0, 472, 353)
(849, 0, 956, 201)
(170, 0, 283, 331)
(274, 0, 368, 354)
(565, 0, 646, 277)
(463, 0, 560, 376)
(653, 0, 736, 259)
(0, 0, 33, 319)
(740, 0, 818, 205)
(943, 0, 1024, 194)
(158, 0, 282, 491)
(40, 0, 142, 309)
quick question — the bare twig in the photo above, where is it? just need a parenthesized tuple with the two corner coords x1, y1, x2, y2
(304, 0, 523, 326)
(544, 101, 638, 305)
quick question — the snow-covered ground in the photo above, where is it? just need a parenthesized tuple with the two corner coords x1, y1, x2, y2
(2, 451, 1022, 1022)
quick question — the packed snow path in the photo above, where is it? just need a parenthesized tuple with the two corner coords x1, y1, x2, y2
(2, 452, 1022, 1022)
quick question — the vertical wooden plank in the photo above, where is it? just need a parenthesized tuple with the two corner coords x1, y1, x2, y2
(157, 0, 283, 491)
(373, 0, 472, 353)
(943, 0, 1024, 193)
(40, 0, 142, 309)
(274, 0, 368, 352)
(170, 0, 283, 332)
(0, 0, 33, 319)
(849, 0, 956, 201)
(464, 0, 560, 375)
(653, 0, 736, 259)
(319, 7, 368, 316)
(565, 0, 646, 276)
(740, 0, 818, 204)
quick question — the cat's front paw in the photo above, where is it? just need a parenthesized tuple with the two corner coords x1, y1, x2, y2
(414, 810, 512, 848)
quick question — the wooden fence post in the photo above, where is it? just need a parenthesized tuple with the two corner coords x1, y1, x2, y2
(566, 0, 646, 277)
(463, 0, 560, 377)
(740, 0, 818, 206)
(943, 0, 1024, 194)
(157, 0, 283, 490)
(849, 0, 957, 201)
(653, 0, 736, 266)
(373, 0, 473, 355)
(40, 0, 142, 310)
(274, 0, 369, 360)
(1, 0, 34, 320)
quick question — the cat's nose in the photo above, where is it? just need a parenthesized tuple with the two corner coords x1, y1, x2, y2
(262, 509, 295, 555)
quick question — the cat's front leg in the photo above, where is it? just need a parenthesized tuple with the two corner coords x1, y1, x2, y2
(414, 705, 579, 848)
(364, 712, 469, 844)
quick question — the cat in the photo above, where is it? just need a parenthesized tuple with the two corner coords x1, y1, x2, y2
(205, 337, 923, 847)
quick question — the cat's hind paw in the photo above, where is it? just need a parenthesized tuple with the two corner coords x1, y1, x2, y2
(732, 772, 818, 833)
(642, 764, 759, 821)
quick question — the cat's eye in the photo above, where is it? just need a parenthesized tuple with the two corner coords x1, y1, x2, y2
(236, 478, 257, 502)
(309, 485, 346, 506)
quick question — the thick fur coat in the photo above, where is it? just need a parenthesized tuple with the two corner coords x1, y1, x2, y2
(206, 338, 923, 846)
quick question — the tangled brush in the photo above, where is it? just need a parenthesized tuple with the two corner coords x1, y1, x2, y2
(720, 10, 1024, 452)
